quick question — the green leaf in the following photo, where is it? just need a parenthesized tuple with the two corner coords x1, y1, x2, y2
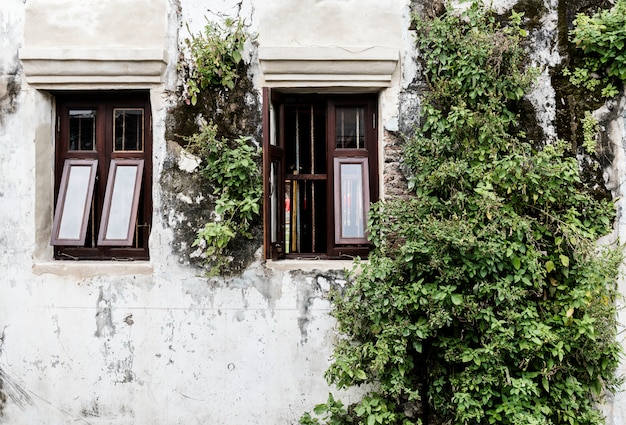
(545, 260, 555, 273)
(559, 254, 570, 268)
(355, 369, 368, 381)
(511, 256, 521, 271)
(451, 294, 463, 305)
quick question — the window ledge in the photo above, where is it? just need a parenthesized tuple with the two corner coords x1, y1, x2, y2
(32, 261, 153, 278)
(263, 259, 360, 273)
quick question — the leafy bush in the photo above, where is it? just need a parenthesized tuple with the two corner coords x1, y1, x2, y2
(182, 18, 248, 105)
(303, 2, 622, 425)
(570, 0, 626, 82)
(185, 123, 261, 275)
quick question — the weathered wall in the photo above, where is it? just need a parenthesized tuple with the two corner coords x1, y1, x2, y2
(0, 0, 405, 423)
(1, 0, 626, 424)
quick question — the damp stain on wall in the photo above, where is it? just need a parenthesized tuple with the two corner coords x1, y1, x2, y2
(161, 58, 263, 274)
(0, 66, 20, 123)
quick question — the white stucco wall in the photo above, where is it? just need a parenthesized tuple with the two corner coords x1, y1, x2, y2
(0, 0, 405, 424)
(1, 0, 626, 424)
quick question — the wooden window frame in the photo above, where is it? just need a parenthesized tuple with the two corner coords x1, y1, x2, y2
(53, 91, 152, 261)
(50, 159, 98, 246)
(263, 89, 378, 260)
(333, 157, 370, 245)
(97, 159, 144, 246)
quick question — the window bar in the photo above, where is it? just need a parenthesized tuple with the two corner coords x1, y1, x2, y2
(356, 108, 361, 149)
(90, 196, 96, 247)
(310, 104, 316, 252)
(134, 219, 139, 248)
(340, 108, 345, 148)
(292, 180, 298, 253)
(121, 113, 126, 151)
(293, 106, 300, 253)
(77, 117, 82, 150)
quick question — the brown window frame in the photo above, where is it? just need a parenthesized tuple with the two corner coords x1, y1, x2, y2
(333, 156, 370, 245)
(262, 89, 378, 260)
(50, 159, 99, 246)
(52, 91, 152, 261)
(97, 159, 145, 246)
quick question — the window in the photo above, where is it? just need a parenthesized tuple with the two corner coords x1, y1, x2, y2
(263, 90, 378, 259)
(51, 92, 152, 260)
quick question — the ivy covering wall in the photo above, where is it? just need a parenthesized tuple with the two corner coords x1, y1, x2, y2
(302, 2, 623, 424)
(164, 17, 263, 275)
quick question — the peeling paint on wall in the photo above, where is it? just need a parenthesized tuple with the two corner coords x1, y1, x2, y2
(1, 0, 625, 424)
(0, 68, 20, 123)
(95, 287, 116, 338)
(291, 270, 347, 344)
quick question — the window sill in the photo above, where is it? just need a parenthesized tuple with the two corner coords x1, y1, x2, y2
(263, 259, 360, 273)
(32, 261, 153, 278)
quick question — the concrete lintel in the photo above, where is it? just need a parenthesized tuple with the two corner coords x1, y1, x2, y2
(19, 48, 168, 89)
(259, 46, 399, 88)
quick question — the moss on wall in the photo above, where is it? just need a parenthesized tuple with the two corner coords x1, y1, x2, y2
(162, 60, 263, 274)
(552, 0, 618, 200)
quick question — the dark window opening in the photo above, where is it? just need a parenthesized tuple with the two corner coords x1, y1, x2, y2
(52, 91, 152, 260)
(263, 91, 378, 260)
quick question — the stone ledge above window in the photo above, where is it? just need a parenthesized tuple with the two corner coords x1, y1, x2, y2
(258, 46, 399, 88)
(19, 48, 168, 89)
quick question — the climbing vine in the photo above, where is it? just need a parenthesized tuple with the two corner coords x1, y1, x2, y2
(570, 0, 626, 83)
(178, 17, 262, 275)
(185, 123, 261, 275)
(566, 0, 626, 159)
(302, 2, 622, 425)
(182, 17, 248, 105)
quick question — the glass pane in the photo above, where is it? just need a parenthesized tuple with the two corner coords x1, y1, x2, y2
(336, 107, 365, 149)
(69, 110, 96, 151)
(270, 161, 279, 242)
(114, 109, 144, 151)
(57, 165, 94, 240)
(105, 165, 139, 240)
(270, 101, 277, 146)
(340, 163, 365, 238)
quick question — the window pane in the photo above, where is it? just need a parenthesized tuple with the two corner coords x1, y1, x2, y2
(69, 110, 96, 151)
(51, 159, 98, 245)
(270, 161, 279, 242)
(98, 160, 144, 246)
(106, 166, 137, 239)
(334, 157, 370, 244)
(339, 164, 365, 238)
(114, 109, 144, 151)
(336, 107, 365, 149)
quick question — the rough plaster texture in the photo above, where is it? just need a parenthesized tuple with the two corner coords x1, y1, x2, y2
(1, 0, 626, 424)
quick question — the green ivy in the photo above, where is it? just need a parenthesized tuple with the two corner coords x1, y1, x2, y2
(182, 18, 248, 105)
(570, 0, 626, 82)
(185, 123, 262, 275)
(303, 2, 622, 425)
(581, 111, 599, 155)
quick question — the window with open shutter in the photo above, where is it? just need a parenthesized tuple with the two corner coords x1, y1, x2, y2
(263, 91, 378, 259)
